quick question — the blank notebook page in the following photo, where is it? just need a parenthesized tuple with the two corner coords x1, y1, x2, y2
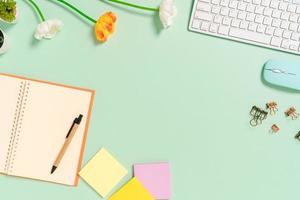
(0, 74, 94, 186)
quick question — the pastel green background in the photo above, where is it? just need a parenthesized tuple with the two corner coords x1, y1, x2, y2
(1, 0, 300, 199)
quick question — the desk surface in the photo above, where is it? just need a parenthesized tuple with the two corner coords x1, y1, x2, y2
(1, 0, 300, 199)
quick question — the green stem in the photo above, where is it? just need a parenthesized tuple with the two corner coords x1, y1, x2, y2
(54, 0, 97, 23)
(27, 0, 46, 22)
(106, 0, 159, 12)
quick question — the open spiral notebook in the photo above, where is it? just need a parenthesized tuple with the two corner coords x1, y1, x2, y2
(0, 73, 94, 186)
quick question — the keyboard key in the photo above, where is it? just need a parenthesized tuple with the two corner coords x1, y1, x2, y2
(246, 4, 255, 12)
(289, 23, 298, 31)
(253, 0, 261, 5)
(218, 25, 230, 34)
(287, 4, 297, 12)
(248, 22, 258, 31)
(237, 11, 247, 20)
(274, 28, 283, 37)
(270, 0, 279, 9)
(220, 7, 230, 15)
(290, 42, 299, 52)
(272, 19, 281, 27)
(197, 3, 211, 12)
(240, 21, 249, 29)
(200, 21, 210, 31)
(220, 0, 229, 6)
(222, 17, 231, 25)
(229, 0, 238, 8)
(192, 19, 201, 29)
(278, 2, 288, 11)
(280, 12, 290, 20)
(270, 37, 282, 46)
(255, 6, 264, 14)
(261, 0, 271, 7)
(265, 26, 275, 35)
(257, 24, 266, 33)
(212, 6, 221, 14)
(209, 24, 219, 32)
(231, 19, 241, 27)
(255, 15, 264, 23)
(238, 2, 247, 10)
(195, 11, 213, 21)
(263, 17, 272, 25)
(263, 7, 273, 16)
(289, 13, 299, 22)
(281, 39, 289, 48)
(289, 41, 299, 50)
(291, 32, 300, 40)
(214, 15, 223, 23)
(211, 0, 220, 5)
(296, 6, 300, 13)
(282, 30, 292, 38)
(280, 21, 289, 29)
(229, 9, 238, 18)
(246, 13, 256, 21)
(272, 10, 282, 18)
(229, 27, 271, 44)
(290, 44, 298, 50)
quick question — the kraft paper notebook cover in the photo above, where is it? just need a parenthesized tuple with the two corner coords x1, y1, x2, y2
(0, 73, 94, 186)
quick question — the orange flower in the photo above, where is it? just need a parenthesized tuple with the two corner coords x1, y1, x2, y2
(95, 12, 117, 42)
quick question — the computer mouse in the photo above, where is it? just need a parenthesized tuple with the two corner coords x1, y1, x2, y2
(263, 60, 300, 91)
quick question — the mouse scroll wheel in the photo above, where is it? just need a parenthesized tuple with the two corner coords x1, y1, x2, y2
(271, 69, 283, 73)
(268, 68, 286, 73)
(265, 68, 296, 76)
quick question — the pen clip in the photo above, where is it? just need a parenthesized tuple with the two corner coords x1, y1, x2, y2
(66, 114, 83, 138)
(295, 131, 300, 139)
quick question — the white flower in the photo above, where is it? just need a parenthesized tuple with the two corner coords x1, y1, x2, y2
(34, 19, 63, 40)
(159, 0, 177, 29)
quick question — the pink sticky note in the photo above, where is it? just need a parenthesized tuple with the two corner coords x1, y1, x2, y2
(133, 162, 171, 200)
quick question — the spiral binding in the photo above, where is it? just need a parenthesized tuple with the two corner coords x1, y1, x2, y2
(4, 81, 30, 174)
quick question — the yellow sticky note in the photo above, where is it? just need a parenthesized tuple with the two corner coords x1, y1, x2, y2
(108, 177, 154, 200)
(79, 148, 128, 197)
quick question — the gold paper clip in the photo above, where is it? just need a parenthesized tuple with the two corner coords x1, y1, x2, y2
(285, 107, 299, 120)
(270, 124, 280, 133)
(266, 101, 278, 115)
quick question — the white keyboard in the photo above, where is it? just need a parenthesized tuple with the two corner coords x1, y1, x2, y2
(189, 0, 300, 55)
